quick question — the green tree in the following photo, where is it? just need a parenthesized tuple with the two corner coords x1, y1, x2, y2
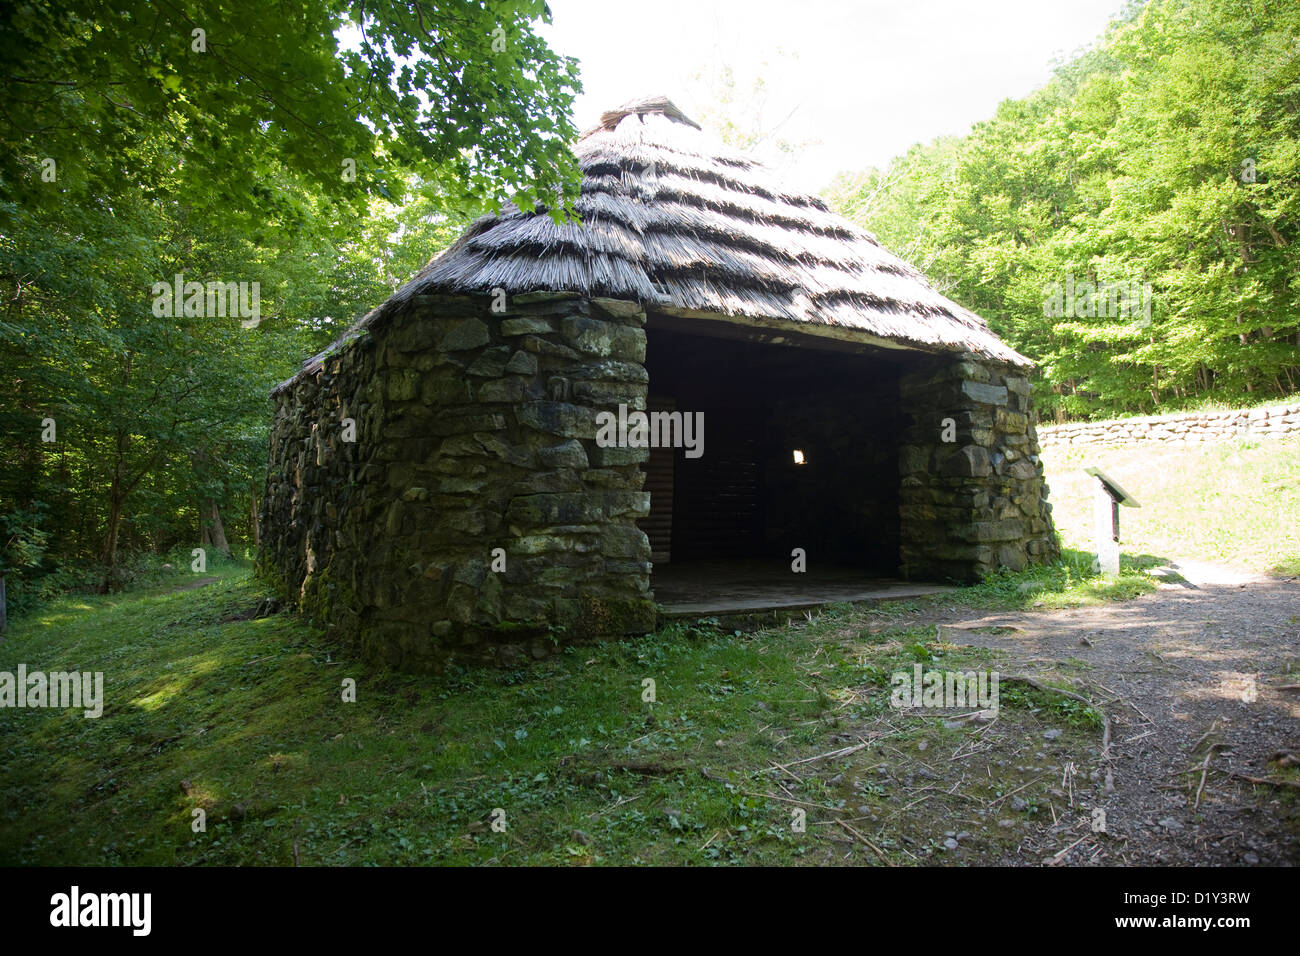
(825, 0, 1300, 419)
(1, 2, 576, 600)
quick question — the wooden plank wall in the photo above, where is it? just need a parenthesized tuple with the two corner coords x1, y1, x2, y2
(639, 396, 676, 563)
(672, 407, 764, 559)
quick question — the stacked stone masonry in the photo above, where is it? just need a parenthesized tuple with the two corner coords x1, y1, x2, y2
(898, 357, 1060, 582)
(260, 292, 658, 671)
(1039, 403, 1300, 447)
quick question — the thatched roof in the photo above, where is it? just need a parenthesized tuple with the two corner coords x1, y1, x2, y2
(276, 96, 1027, 394)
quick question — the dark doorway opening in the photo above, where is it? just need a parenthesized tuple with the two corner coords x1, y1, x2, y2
(639, 317, 910, 611)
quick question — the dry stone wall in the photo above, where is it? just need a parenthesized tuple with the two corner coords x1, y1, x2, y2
(1038, 403, 1300, 447)
(898, 356, 1060, 582)
(259, 292, 657, 671)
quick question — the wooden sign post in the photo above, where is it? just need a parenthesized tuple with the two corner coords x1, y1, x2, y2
(1084, 467, 1140, 577)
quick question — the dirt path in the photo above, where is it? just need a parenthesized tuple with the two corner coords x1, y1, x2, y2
(940, 563, 1300, 865)
(169, 575, 219, 592)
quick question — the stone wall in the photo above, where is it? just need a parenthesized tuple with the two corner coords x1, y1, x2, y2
(259, 292, 658, 671)
(1038, 402, 1300, 447)
(898, 355, 1060, 582)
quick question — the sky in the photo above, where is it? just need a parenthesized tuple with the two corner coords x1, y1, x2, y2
(537, 0, 1127, 193)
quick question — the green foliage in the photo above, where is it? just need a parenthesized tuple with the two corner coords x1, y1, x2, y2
(826, 0, 1300, 419)
(999, 682, 1105, 730)
(0, 2, 582, 605)
(0, 1, 582, 220)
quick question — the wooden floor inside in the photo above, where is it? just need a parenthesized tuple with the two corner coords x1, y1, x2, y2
(651, 559, 955, 617)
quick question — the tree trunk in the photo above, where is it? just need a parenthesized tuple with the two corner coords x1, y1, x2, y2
(102, 494, 124, 588)
(250, 489, 260, 548)
(205, 501, 231, 556)
(102, 433, 128, 586)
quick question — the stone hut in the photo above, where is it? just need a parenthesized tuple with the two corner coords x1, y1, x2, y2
(259, 96, 1059, 670)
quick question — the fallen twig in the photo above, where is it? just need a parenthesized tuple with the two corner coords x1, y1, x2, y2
(1228, 772, 1300, 790)
(991, 774, 1046, 807)
(1046, 835, 1089, 867)
(835, 819, 892, 865)
(1194, 749, 1213, 810)
(784, 741, 868, 767)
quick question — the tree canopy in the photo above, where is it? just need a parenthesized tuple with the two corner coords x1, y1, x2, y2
(825, 0, 1300, 420)
(0, 1, 581, 606)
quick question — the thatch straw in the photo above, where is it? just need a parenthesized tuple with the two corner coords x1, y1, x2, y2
(276, 96, 1028, 394)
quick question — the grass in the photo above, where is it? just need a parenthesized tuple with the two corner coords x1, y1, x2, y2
(1, 562, 1125, 867)
(1042, 435, 1300, 576)
(3, 435, 1291, 866)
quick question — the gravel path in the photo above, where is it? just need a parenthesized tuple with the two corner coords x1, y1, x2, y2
(944, 563, 1300, 865)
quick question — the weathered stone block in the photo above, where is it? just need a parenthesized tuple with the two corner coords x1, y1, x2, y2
(477, 377, 529, 403)
(591, 297, 644, 320)
(569, 360, 649, 384)
(467, 347, 511, 377)
(956, 519, 1023, 543)
(996, 544, 1027, 571)
(519, 335, 580, 360)
(561, 316, 616, 356)
(538, 439, 589, 470)
(388, 319, 440, 352)
(600, 525, 650, 559)
(588, 444, 649, 467)
(1007, 459, 1038, 480)
(510, 534, 577, 555)
(603, 491, 651, 518)
(506, 493, 603, 527)
(429, 411, 508, 436)
(441, 432, 533, 468)
(386, 368, 420, 401)
(509, 470, 584, 494)
(501, 317, 553, 336)
(940, 445, 992, 478)
(416, 370, 468, 404)
(517, 401, 597, 438)
(961, 380, 1009, 405)
(574, 381, 645, 407)
(443, 318, 491, 351)
(505, 350, 538, 375)
(995, 409, 1029, 433)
